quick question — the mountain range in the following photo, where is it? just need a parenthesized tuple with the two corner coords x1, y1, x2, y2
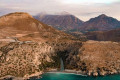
(80, 14, 120, 32)
(34, 13, 120, 32)
(34, 12, 120, 42)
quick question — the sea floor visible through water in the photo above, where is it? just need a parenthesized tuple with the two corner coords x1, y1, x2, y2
(31, 72, 120, 80)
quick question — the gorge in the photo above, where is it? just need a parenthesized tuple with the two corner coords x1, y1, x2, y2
(60, 58, 64, 71)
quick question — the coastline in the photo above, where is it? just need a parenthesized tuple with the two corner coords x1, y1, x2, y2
(0, 72, 43, 80)
(0, 69, 120, 80)
(46, 69, 120, 77)
(46, 69, 87, 76)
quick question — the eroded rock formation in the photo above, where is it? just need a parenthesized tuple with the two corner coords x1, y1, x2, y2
(0, 42, 55, 77)
(66, 41, 120, 76)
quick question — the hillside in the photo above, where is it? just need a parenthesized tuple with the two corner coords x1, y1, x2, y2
(76, 41, 120, 76)
(63, 41, 120, 76)
(0, 12, 78, 42)
(85, 28, 120, 42)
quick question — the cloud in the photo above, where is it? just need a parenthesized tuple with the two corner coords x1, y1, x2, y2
(63, 0, 119, 4)
(0, 0, 120, 21)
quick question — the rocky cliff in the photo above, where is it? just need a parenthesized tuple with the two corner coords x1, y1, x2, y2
(0, 42, 55, 77)
(65, 41, 120, 76)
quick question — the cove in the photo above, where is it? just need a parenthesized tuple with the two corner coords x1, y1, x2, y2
(35, 72, 120, 80)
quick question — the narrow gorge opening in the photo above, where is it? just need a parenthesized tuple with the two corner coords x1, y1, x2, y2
(60, 58, 64, 71)
(53, 50, 68, 71)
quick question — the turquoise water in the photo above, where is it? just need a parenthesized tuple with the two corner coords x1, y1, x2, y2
(37, 72, 120, 80)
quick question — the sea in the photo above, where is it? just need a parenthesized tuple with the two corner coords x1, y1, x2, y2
(34, 72, 120, 80)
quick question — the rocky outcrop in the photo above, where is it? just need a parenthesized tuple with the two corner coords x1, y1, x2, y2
(24, 71, 42, 79)
(67, 41, 120, 76)
(0, 42, 55, 77)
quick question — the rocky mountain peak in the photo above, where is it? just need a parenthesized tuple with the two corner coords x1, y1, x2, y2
(79, 14, 120, 31)
(34, 12, 83, 31)
(98, 14, 107, 18)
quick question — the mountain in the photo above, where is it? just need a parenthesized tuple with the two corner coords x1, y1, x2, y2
(34, 12, 83, 31)
(0, 12, 77, 42)
(79, 14, 120, 32)
(0, 12, 81, 78)
(85, 28, 120, 42)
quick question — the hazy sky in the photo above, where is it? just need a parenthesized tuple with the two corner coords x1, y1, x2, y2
(0, 0, 120, 21)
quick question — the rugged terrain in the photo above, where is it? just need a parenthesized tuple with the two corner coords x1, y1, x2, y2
(0, 42, 54, 77)
(0, 12, 81, 78)
(0, 12, 120, 79)
(65, 41, 120, 76)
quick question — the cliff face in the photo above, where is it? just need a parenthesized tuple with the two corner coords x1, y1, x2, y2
(0, 42, 55, 77)
(0, 40, 83, 78)
(66, 41, 120, 76)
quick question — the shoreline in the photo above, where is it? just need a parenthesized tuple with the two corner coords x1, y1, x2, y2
(46, 69, 120, 77)
(1, 69, 120, 80)
(46, 71, 88, 77)
(46, 69, 88, 76)
(0, 72, 43, 80)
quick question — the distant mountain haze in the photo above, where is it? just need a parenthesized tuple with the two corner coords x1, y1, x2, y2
(34, 13, 120, 32)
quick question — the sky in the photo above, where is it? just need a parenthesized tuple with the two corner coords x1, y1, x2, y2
(0, 0, 120, 21)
